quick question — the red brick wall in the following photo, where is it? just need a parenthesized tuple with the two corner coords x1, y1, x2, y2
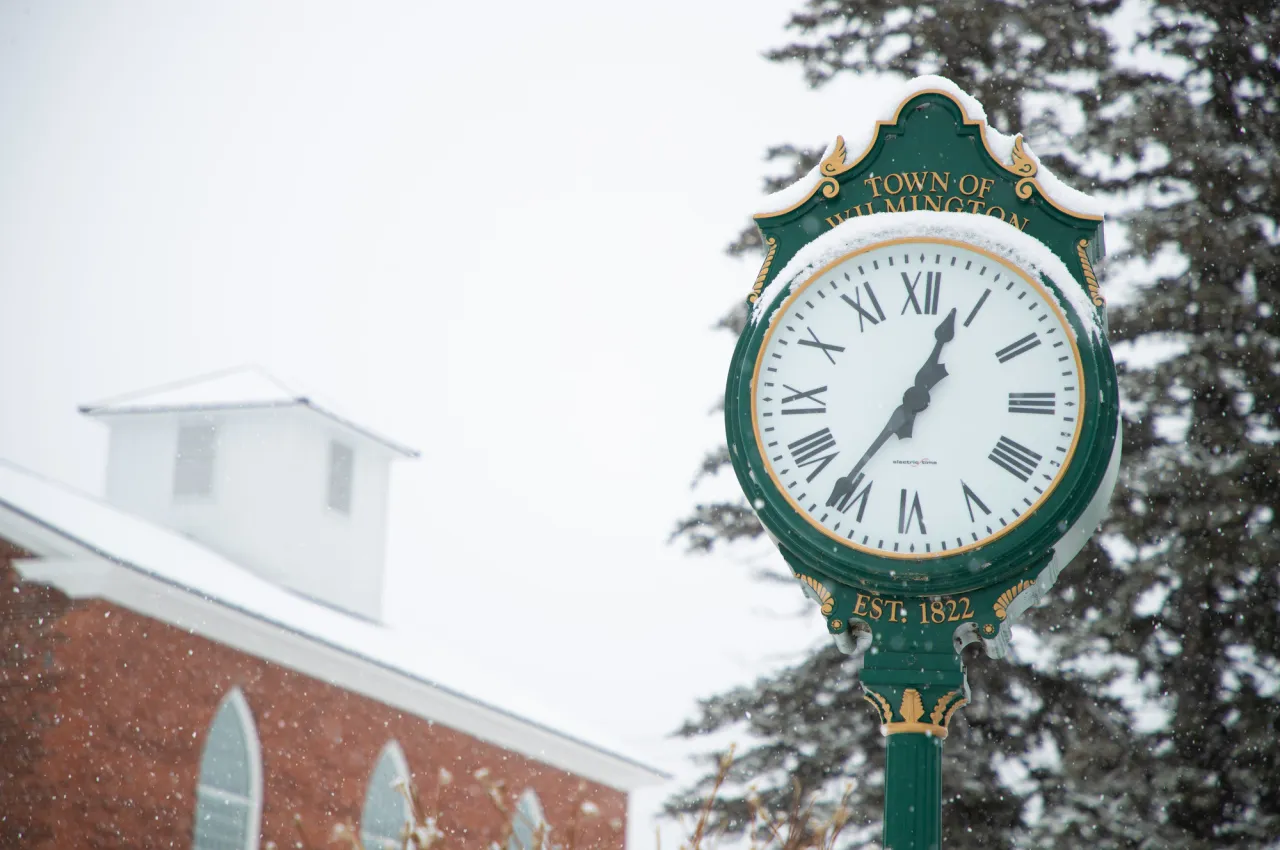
(0, 547, 627, 850)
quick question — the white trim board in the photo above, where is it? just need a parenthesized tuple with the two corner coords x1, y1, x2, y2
(3, 517, 666, 792)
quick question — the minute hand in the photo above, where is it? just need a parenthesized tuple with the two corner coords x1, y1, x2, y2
(825, 308, 957, 511)
(824, 404, 908, 511)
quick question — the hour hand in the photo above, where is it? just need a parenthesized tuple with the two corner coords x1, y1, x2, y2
(914, 361, 949, 392)
(934, 307, 956, 344)
(896, 308, 957, 419)
(912, 309, 957, 390)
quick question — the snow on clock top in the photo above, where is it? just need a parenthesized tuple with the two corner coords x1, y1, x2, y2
(751, 211, 1106, 347)
(756, 74, 1108, 221)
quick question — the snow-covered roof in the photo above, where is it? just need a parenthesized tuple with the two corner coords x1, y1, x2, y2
(80, 366, 419, 458)
(0, 458, 666, 790)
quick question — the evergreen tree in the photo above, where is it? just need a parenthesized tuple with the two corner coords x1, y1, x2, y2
(671, 1, 1280, 846)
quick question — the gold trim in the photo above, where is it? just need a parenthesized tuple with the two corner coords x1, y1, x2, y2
(746, 237, 779, 304)
(994, 579, 1036, 620)
(1077, 239, 1105, 306)
(899, 689, 925, 724)
(797, 574, 835, 615)
(1007, 135, 1038, 200)
(864, 691, 893, 725)
(881, 721, 948, 738)
(942, 697, 969, 728)
(749, 237, 1088, 560)
(929, 691, 961, 726)
(817, 136, 856, 200)
(753, 89, 1104, 223)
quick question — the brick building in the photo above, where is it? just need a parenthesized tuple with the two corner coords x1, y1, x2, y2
(0, 369, 663, 849)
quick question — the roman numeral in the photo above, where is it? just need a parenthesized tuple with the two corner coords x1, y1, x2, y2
(788, 428, 839, 483)
(924, 272, 942, 314)
(1009, 392, 1056, 415)
(961, 480, 991, 523)
(898, 489, 926, 534)
(963, 288, 991, 327)
(834, 472, 873, 521)
(900, 271, 942, 315)
(781, 384, 827, 415)
(796, 327, 845, 364)
(995, 332, 1041, 363)
(988, 436, 1042, 482)
(840, 283, 886, 331)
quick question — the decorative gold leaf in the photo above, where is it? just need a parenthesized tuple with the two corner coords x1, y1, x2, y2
(930, 691, 961, 726)
(1007, 135, 1037, 177)
(821, 136, 849, 176)
(863, 691, 893, 725)
(942, 697, 969, 728)
(1006, 135, 1038, 200)
(816, 136, 855, 200)
(994, 579, 1036, 620)
(899, 689, 925, 724)
(797, 574, 834, 616)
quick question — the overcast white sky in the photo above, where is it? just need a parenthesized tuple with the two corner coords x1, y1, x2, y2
(0, 1, 892, 842)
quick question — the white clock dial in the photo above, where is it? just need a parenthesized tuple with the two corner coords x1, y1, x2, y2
(752, 238, 1085, 559)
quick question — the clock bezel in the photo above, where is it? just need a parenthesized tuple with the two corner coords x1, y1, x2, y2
(727, 235, 1120, 596)
(750, 237, 1085, 560)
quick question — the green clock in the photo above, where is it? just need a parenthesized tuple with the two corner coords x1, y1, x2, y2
(722, 79, 1123, 848)
(729, 229, 1118, 601)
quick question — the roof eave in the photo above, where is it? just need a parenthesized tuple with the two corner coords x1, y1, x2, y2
(0, 505, 663, 790)
(80, 400, 420, 459)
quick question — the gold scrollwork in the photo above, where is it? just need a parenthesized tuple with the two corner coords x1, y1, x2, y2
(816, 136, 856, 200)
(797, 574, 834, 615)
(929, 691, 962, 727)
(994, 579, 1036, 620)
(942, 696, 969, 728)
(1077, 239, 1105, 306)
(755, 90, 1102, 222)
(863, 690, 893, 725)
(1006, 135, 1039, 200)
(747, 236, 779, 304)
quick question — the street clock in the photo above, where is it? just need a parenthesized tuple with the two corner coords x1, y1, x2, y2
(722, 77, 1121, 849)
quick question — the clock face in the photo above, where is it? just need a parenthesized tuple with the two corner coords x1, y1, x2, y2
(751, 238, 1085, 560)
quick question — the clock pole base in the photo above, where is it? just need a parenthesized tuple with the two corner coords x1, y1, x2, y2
(883, 732, 944, 850)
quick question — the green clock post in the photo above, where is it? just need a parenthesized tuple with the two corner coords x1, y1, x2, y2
(724, 77, 1121, 849)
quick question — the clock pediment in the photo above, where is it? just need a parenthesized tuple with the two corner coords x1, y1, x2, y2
(745, 77, 1106, 319)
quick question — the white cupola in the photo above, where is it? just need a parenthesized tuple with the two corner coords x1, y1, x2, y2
(80, 367, 417, 622)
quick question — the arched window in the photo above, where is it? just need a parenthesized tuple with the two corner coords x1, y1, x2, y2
(193, 688, 262, 850)
(507, 789, 547, 850)
(360, 741, 412, 850)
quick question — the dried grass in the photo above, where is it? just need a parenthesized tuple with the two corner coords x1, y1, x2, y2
(279, 748, 850, 850)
